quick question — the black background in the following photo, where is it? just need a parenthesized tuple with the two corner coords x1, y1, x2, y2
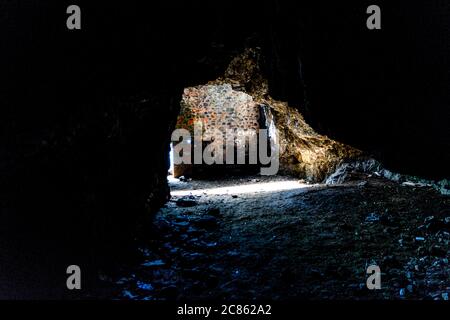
(0, 0, 449, 299)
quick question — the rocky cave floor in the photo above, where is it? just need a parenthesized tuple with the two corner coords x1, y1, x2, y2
(96, 174, 449, 301)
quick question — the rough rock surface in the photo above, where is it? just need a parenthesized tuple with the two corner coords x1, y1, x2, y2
(261, 96, 363, 181)
(97, 175, 449, 300)
(209, 49, 364, 182)
(326, 158, 450, 196)
(178, 84, 260, 136)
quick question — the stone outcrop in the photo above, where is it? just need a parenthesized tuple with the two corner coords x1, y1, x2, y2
(203, 48, 364, 182)
(178, 84, 260, 137)
(262, 97, 363, 181)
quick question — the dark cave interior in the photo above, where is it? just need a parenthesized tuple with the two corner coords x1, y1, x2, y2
(0, 1, 449, 300)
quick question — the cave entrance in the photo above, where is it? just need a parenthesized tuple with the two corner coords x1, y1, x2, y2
(170, 83, 274, 179)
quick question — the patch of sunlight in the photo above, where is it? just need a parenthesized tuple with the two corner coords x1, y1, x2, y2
(170, 180, 312, 196)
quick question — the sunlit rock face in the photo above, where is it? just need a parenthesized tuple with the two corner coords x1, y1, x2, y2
(262, 97, 363, 181)
(184, 48, 365, 182)
(178, 84, 260, 136)
(175, 84, 261, 177)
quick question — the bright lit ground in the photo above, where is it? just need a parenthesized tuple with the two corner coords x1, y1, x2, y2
(112, 175, 449, 300)
(169, 175, 313, 196)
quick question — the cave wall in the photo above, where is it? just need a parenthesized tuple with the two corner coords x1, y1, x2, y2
(262, 1, 450, 179)
(1, 0, 449, 296)
(178, 85, 260, 138)
(174, 84, 261, 177)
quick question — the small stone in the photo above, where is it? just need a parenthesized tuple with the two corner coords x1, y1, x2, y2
(137, 281, 154, 291)
(186, 226, 201, 235)
(176, 198, 197, 207)
(159, 285, 178, 299)
(402, 182, 417, 187)
(185, 252, 205, 261)
(142, 259, 165, 267)
(173, 221, 190, 227)
(365, 212, 380, 223)
(205, 242, 218, 248)
(318, 232, 336, 239)
(227, 250, 240, 257)
(193, 215, 218, 229)
(208, 208, 221, 217)
(310, 268, 324, 280)
(122, 290, 138, 299)
(209, 264, 225, 273)
(116, 277, 130, 285)
(358, 181, 368, 187)
(429, 245, 447, 257)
